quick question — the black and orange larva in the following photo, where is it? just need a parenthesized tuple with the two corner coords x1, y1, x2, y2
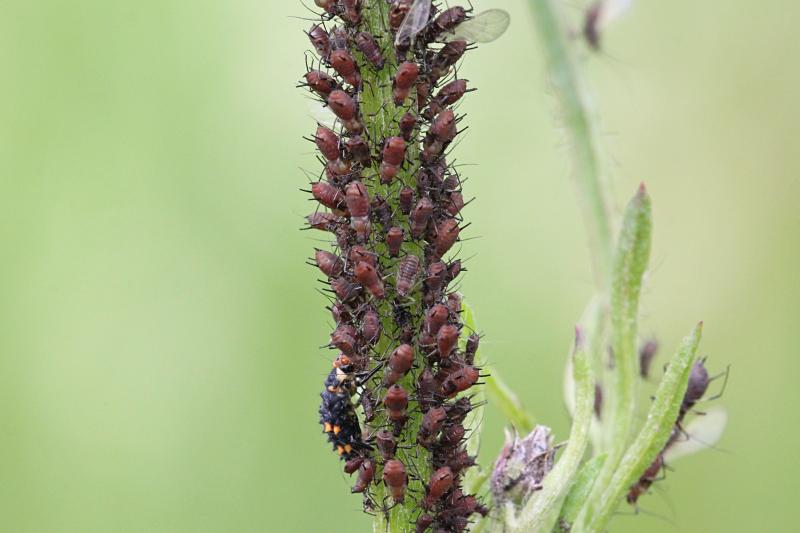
(318, 360, 364, 460)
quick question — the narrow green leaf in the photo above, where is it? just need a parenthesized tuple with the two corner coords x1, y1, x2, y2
(515, 328, 595, 532)
(553, 454, 607, 533)
(582, 185, 652, 525)
(575, 322, 704, 532)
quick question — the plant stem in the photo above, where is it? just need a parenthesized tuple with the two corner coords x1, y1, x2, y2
(528, 0, 616, 289)
(514, 327, 595, 531)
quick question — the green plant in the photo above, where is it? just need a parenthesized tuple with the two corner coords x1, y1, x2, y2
(301, 1, 725, 532)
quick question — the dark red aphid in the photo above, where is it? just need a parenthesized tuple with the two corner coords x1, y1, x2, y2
(355, 261, 385, 299)
(429, 109, 457, 143)
(446, 292, 462, 316)
(436, 324, 459, 359)
(376, 429, 397, 460)
(315, 250, 344, 277)
(389, 0, 413, 31)
(410, 197, 434, 238)
(330, 276, 360, 302)
(425, 261, 448, 294)
(465, 334, 480, 365)
(424, 304, 450, 335)
(438, 423, 465, 448)
(327, 90, 363, 133)
(361, 307, 381, 345)
(418, 406, 447, 447)
(396, 254, 420, 297)
(384, 384, 409, 427)
(306, 211, 342, 231)
(341, 0, 361, 25)
(399, 186, 414, 215)
(626, 453, 664, 504)
(431, 40, 468, 80)
(444, 449, 476, 475)
(441, 366, 479, 398)
(384, 344, 414, 385)
(330, 49, 362, 87)
(393, 61, 419, 105)
(315, 126, 350, 176)
(446, 191, 465, 216)
(308, 24, 331, 59)
(314, 0, 336, 15)
(432, 218, 460, 257)
(311, 181, 345, 210)
(355, 31, 384, 69)
(344, 456, 364, 474)
(380, 136, 406, 184)
(382, 459, 408, 503)
(344, 181, 370, 218)
(344, 135, 372, 166)
(422, 467, 454, 509)
(330, 324, 358, 355)
(305, 70, 338, 97)
(352, 458, 375, 493)
(428, 6, 468, 40)
(386, 227, 405, 257)
(399, 112, 417, 142)
(348, 245, 377, 267)
(417, 367, 439, 412)
(416, 514, 434, 533)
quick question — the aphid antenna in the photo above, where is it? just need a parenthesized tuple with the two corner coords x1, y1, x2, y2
(705, 364, 731, 402)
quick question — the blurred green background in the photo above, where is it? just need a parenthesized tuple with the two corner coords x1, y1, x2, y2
(0, 0, 797, 531)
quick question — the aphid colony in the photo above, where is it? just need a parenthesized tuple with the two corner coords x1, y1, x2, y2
(302, 1, 503, 531)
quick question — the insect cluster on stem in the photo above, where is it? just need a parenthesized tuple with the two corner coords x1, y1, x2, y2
(300, 1, 507, 530)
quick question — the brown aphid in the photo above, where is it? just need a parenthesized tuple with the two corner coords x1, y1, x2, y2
(375, 429, 397, 460)
(361, 307, 381, 345)
(355, 31, 384, 69)
(331, 324, 358, 355)
(384, 344, 414, 385)
(417, 367, 439, 412)
(446, 191, 465, 216)
(380, 136, 406, 184)
(429, 109, 457, 142)
(327, 90, 362, 133)
(382, 459, 408, 503)
(423, 467, 454, 509)
(328, 26, 348, 51)
(445, 397, 473, 424)
(431, 40, 468, 80)
(441, 366, 480, 398)
(315, 249, 344, 278)
(386, 227, 405, 257)
(626, 453, 664, 504)
(639, 339, 659, 378)
(389, 0, 413, 30)
(415, 514, 434, 533)
(330, 302, 351, 324)
(330, 49, 361, 87)
(425, 261, 448, 293)
(399, 112, 417, 142)
(416, 78, 431, 109)
(438, 423, 465, 448)
(315, 126, 340, 161)
(352, 458, 375, 493)
(429, 6, 468, 39)
(418, 406, 446, 446)
(311, 181, 345, 210)
(344, 456, 364, 474)
(410, 197, 434, 238)
(304, 70, 338, 97)
(355, 261, 385, 299)
(344, 135, 371, 166)
(465, 334, 480, 365)
(396, 255, 420, 297)
(342, 0, 361, 25)
(348, 245, 377, 267)
(308, 24, 331, 59)
(399, 186, 414, 215)
(433, 218, 460, 257)
(446, 449, 476, 475)
(344, 181, 370, 218)
(424, 304, 450, 335)
(306, 211, 342, 231)
(314, 0, 336, 14)
(384, 384, 409, 426)
(437, 324, 459, 359)
(446, 292, 462, 316)
(330, 276, 360, 302)
(431, 79, 469, 113)
(393, 61, 420, 104)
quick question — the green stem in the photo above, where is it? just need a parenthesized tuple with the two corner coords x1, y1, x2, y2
(574, 323, 704, 532)
(528, 0, 616, 289)
(553, 454, 606, 532)
(514, 327, 595, 531)
(581, 185, 651, 524)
